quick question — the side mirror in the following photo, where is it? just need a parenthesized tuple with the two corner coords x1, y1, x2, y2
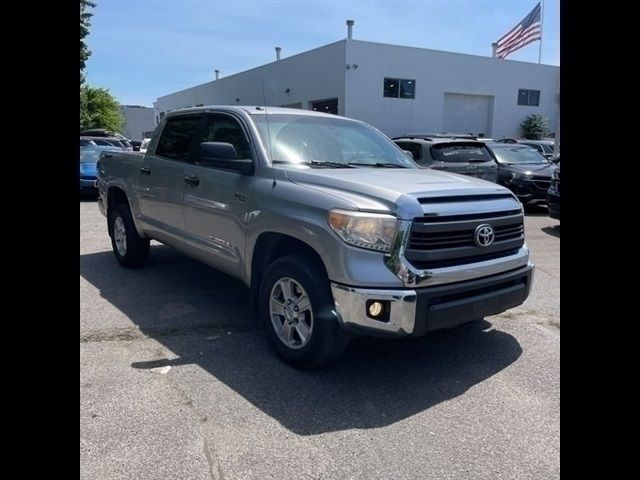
(403, 150, 415, 160)
(199, 142, 254, 174)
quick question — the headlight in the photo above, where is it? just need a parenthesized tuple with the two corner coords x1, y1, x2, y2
(328, 210, 397, 252)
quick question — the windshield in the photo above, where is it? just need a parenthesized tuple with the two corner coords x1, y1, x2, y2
(252, 114, 416, 168)
(492, 146, 550, 165)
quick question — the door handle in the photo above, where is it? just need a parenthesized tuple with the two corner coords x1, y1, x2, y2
(184, 175, 200, 186)
(139, 167, 151, 175)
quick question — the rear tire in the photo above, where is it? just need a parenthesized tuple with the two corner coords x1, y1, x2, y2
(259, 254, 349, 368)
(109, 204, 150, 268)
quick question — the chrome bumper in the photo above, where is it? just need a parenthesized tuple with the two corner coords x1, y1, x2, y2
(331, 262, 535, 337)
(331, 283, 417, 336)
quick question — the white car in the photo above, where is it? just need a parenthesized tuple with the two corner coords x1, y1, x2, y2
(139, 138, 151, 153)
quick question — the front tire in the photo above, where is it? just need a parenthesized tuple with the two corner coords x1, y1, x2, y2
(259, 254, 349, 368)
(109, 204, 150, 268)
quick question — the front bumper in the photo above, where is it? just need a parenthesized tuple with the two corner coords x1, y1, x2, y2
(80, 178, 97, 193)
(331, 263, 534, 337)
(504, 179, 550, 205)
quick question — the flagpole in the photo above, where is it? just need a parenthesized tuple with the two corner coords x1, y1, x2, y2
(538, 0, 545, 64)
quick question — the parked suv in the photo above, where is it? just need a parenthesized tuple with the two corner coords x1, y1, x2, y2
(488, 143, 556, 207)
(393, 135, 498, 183)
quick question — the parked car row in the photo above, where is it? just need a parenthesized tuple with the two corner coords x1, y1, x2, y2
(392, 134, 560, 220)
(80, 129, 140, 151)
(80, 144, 121, 195)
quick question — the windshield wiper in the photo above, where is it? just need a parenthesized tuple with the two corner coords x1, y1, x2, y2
(347, 162, 408, 168)
(272, 160, 354, 168)
(309, 161, 355, 168)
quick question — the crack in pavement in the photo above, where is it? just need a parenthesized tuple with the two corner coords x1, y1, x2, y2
(203, 436, 225, 480)
(493, 308, 560, 329)
(160, 366, 226, 480)
(80, 324, 252, 343)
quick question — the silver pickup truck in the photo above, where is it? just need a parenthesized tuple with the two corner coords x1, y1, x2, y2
(97, 106, 534, 368)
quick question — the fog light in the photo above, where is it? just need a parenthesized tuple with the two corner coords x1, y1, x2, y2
(368, 301, 384, 318)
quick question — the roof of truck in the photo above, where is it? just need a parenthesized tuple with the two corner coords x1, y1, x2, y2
(165, 105, 342, 118)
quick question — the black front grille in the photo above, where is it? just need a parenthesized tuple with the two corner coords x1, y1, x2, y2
(405, 211, 524, 270)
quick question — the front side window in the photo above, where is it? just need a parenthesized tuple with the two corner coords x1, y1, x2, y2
(199, 114, 252, 163)
(155, 115, 201, 160)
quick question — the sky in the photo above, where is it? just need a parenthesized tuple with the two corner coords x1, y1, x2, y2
(85, 0, 560, 107)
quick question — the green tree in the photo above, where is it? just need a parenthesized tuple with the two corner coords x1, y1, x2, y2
(80, 0, 96, 84)
(80, 85, 124, 132)
(520, 114, 549, 140)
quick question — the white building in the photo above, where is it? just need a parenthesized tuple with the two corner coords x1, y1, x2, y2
(119, 105, 157, 141)
(154, 27, 559, 139)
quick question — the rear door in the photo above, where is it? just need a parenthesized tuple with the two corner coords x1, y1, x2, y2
(137, 114, 203, 245)
(428, 142, 498, 182)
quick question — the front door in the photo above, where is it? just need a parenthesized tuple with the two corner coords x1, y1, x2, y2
(182, 112, 256, 278)
(137, 114, 203, 245)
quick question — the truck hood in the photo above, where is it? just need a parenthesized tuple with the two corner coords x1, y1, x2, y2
(282, 166, 511, 216)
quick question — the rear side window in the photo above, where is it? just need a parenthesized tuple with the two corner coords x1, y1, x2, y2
(395, 141, 422, 160)
(430, 143, 493, 163)
(156, 115, 202, 160)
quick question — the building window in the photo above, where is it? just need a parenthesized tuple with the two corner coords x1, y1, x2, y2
(384, 78, 399, 97)
(400, 79, 416, 99)
(518, 89, 540, 106)
(310, 98, 338, 115)
(384, 78, 416, 99)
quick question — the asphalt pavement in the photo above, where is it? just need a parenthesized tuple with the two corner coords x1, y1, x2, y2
(80, 200, 559, 480)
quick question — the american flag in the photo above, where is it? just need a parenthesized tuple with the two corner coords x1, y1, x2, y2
(495, 3, 542, 59)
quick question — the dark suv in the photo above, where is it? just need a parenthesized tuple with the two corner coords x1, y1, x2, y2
(487, 143, 556, 206)
(393, 135, 498, 183)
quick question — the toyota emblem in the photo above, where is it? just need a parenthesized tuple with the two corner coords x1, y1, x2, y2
(474, 224, 495, 247)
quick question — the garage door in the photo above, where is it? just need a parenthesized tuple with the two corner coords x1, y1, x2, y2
(442, 93, 493, 137)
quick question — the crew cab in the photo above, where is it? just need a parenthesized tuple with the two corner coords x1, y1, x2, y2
(97, 106, 534, 368)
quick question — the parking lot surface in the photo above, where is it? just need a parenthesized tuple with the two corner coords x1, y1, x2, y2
(80, 200, 559, 480)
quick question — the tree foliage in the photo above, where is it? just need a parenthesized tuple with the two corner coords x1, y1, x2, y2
(80, 0, 96, 84)
(80, 85, 123, 132)
(520, 114, 549, 140)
